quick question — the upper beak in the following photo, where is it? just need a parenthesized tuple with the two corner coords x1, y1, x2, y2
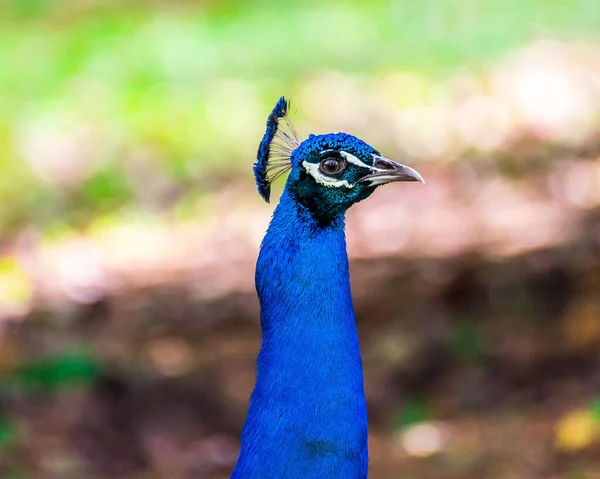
(359, 155, 425, 186)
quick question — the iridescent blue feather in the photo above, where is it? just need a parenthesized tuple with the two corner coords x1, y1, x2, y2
(234, 98, 423, 479)
(254, 96, 299, 202)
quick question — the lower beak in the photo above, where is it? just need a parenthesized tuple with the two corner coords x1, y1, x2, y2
(360, 155, 424, 185)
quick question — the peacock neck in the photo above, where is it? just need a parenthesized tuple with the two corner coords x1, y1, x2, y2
(231, 190, 368, 479)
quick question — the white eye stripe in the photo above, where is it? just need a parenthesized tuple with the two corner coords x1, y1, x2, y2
(302, 161, 355, 188)
(319, 150, 378, 171)
(338, 151, 372, 169)
(302, 151, 377, 189)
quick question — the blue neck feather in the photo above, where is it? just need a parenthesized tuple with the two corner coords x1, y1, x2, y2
(231, 190, 368, 478)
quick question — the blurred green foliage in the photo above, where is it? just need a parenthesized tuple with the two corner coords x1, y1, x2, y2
(0, 0, 599, 237)
(9, 350, 100, 393)
(590, 397, 600, 422)
(394, 397, 430, 428)
(450, 320, 484, 362)
(0, 416, 17, 449)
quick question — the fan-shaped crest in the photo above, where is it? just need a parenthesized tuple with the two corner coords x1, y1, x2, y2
(254, 96, 300, 202)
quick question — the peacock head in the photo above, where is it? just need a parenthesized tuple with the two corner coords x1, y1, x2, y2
(254, 97, 424, 223)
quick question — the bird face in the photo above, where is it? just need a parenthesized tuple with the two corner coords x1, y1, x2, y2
(254, 97, 423, 224)
(288, 133, 423, 223)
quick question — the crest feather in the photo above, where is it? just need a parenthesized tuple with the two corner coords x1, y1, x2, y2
(254, 96, 300, 202)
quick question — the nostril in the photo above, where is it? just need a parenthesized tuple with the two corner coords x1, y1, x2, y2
(374, 157, 395, 170)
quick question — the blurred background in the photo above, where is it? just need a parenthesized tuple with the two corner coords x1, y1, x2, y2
(1, 0, 600, 477)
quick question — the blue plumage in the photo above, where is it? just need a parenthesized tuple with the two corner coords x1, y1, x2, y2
(232, 98, 423, 478)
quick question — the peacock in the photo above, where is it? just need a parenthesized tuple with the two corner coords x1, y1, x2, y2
(231, 97, 423, 478)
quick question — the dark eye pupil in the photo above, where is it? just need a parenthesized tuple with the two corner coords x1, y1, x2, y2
(320, 158, 342, 174)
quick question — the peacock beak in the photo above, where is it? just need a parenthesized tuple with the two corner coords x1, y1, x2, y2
(359, 155, 425, 186)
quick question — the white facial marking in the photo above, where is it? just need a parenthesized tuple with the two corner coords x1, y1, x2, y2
(340, 151, 392, 174)
(302, 161, 355, 188)
(302, 151, 394, 188)
(339, 151, 372, 169)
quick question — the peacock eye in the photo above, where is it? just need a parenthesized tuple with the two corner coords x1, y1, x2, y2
(319, 157, 347, 176)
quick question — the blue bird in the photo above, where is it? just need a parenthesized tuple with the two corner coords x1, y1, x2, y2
(231, 97, 423, 478)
